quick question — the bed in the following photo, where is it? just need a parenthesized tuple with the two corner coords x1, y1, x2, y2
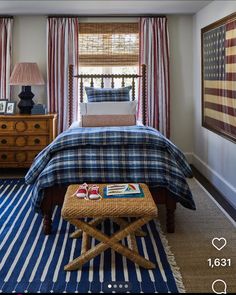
(25, 64, 196, 234)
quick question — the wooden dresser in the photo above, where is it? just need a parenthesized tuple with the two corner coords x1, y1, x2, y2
(0, 114, 57, 168)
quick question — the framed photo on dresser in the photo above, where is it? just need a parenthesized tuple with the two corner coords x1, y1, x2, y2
(5, 102, 16, 115)
(0, 99, 8, 114)
(201, 12, 236, 143)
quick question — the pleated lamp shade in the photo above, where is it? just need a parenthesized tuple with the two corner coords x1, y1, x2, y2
(9, 62, 45, 114)
(9, 62, 45, 85)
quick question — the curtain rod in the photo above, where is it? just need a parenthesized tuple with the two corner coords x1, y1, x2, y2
(48, 14, 166, 18)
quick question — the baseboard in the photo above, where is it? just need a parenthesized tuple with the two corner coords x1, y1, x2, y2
(192, 153, 236, 210)
(183, 151, 236, 220)
(191, 165, 236, 222)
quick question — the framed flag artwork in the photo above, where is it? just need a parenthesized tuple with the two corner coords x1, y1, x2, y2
(201, 12, 236, 142)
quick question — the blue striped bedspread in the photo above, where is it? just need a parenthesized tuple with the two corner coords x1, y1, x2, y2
(25, 125, 196, 212)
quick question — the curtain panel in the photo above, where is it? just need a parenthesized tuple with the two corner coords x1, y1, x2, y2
(0, 18, 13, 99)
(47, 17, 79, 133)
(139, 17, 170, 138)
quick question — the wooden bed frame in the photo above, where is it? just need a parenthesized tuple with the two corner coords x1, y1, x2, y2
(41, 64, 177, 235)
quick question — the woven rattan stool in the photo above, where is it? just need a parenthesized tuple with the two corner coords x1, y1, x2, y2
(62, 183, 158, 271)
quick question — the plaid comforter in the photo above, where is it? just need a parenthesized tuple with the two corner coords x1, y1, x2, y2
(25, 125, 196, 212)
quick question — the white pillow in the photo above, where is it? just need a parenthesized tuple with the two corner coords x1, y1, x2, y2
(79, 101, 137, 116)
(69, 121, 82, 129)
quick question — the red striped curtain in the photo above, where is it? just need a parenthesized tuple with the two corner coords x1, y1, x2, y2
(0, 18, 13, 100)
(139, 17, 170, 138)
(47, 17, 79, 133)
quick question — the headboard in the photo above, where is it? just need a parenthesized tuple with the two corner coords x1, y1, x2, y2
(68, 64, 147, 125)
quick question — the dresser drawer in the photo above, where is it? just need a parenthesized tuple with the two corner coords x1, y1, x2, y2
(0, 120, 49, 133)
(14, 120, 49, 133)
(0, 150, 39, 166)
(0, 135, 48, 148)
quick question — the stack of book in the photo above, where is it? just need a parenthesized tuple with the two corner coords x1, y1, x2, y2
(103, 183, 144, 199)
(31, 104, 47, 115)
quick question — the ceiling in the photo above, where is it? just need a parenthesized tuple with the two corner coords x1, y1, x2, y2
(0, 0, 212, 15)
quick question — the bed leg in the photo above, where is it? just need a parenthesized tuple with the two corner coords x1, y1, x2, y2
(166, 197, 176, 233)
(166, 209, 175, 233)
(41, 187, 53, 235)
(43, 213, 52, 235)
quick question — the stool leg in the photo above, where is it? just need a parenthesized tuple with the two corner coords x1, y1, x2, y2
(128, 234, 139, 253)
(111, 217, 146, 237)
(65, 217, 155, 271)
(81, 232, 91, 254)
(70, 217, 105, 238)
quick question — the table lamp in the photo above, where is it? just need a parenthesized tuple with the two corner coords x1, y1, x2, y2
(9, 62, 45, 114)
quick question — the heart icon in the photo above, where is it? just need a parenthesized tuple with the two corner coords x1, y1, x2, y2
(212, 237, 227, 251)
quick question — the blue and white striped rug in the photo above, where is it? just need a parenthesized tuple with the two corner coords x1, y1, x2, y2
(0, 179, 185, 293)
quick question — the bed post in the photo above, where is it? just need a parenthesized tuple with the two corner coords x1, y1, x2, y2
(141, 64, 147, 126)
(68, 64, 74, 127)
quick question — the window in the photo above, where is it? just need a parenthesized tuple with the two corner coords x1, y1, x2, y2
(79, 22, 139, 91)
(79, 23, 139, 67)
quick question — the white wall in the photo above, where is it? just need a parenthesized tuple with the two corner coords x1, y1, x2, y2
(168, 15, 193, 154)
(12, 16, 47, 107)
(193, 1, 236, 207)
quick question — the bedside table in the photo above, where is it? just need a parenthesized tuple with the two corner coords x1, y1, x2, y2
(0, 114, 57, 168)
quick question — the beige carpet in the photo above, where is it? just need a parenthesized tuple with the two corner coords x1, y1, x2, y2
(159, 178, 236, 293)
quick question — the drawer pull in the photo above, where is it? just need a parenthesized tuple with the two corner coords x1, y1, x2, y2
(34, 124, 40, 129)
(34, 138, 40, 144)
(1, 124, 7, 129)
(1, 139, 7, 144)
(1, 154, 7, 160)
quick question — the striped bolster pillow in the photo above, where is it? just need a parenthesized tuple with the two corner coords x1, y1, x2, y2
(85, 86, 132, 102)
(81, 114, 136, 127)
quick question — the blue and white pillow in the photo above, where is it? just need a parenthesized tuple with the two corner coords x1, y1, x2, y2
(85, 86, 132, 102)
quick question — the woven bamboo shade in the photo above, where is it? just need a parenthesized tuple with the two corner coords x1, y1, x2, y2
(79, 23, 139, 67)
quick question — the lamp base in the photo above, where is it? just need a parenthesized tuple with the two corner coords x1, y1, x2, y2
(18, 86, 35, 114)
